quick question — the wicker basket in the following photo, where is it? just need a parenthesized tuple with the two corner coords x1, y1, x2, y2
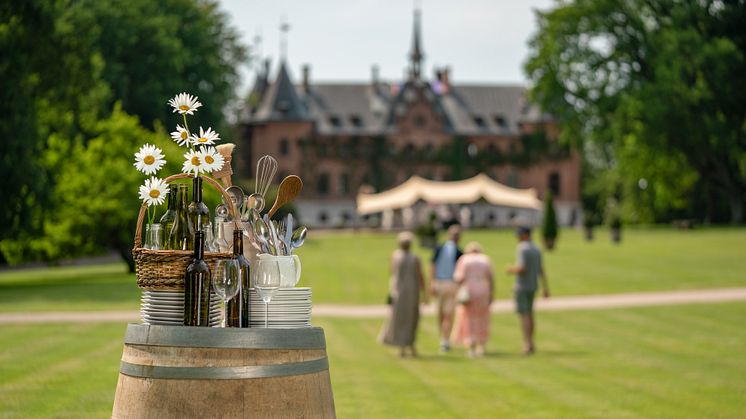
(132, 173, 239, 291)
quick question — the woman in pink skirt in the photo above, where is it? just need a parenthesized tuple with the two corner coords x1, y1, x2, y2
(452, 242, 495, 357)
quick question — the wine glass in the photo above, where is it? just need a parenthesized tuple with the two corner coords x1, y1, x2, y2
(252, 258, 281, 328)
(212, 259, 240, 327)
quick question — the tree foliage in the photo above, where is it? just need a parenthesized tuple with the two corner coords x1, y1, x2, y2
(0, 0, 246, 266)
(542, 190, 559, 240)
(525, 0, 746, 223)
(69, 0, 246, 131)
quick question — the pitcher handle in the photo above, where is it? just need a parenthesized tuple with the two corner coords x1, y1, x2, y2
(292, 254, 302, 286)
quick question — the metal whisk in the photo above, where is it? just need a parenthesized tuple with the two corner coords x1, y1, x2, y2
(255, 155, 278, 206)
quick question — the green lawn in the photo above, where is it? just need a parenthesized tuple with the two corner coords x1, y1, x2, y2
(0, 227, 744, 312)
(1, 303, 744, 418)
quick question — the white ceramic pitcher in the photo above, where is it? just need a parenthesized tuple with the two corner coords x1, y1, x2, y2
(257, 254, 302, 288)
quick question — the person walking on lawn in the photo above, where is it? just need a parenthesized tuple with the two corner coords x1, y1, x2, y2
(430, 224, 463, 352)
(380, 232, 429, 357)
(505, 226, 550, 355)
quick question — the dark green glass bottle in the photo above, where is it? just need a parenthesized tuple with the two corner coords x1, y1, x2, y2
(159, 184, 178, 248)
(227, 229, 251, 327)
(167, 184, 191, 250)
(184, 231, 211, 326)
(188, 176, 210, 246)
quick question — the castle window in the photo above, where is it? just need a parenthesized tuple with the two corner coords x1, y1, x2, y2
(473, 115, 486, 129)
(328, 115, 342, 127)
(414, 115, 426, 128)
(424, 143, 434, 158)
(317, 172, 330, 195)
(549, 172, 561, 197)
(467, 143, 478, 158)
(350, 115, 364, 128)
(279, 138, 290, 156)
(339, 173, 351, 196)
(494, 115, 508, 129)
(318, 211, 328, 224)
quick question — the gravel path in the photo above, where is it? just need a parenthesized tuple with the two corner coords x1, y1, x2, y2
(1, 287, 745, 324)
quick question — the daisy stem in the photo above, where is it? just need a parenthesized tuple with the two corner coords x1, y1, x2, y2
(182, 114, 191, 137)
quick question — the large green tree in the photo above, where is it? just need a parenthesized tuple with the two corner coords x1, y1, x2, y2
(0, 0, 247, 265)
(70, 0, 247, 131)
(525, 0, 746, 223)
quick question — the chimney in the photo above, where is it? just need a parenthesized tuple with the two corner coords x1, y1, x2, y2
(371, 64, 380, 89)
(263, 59, 271, 79)
(442, 66, 451, 94)
(302, 64, 310, 92)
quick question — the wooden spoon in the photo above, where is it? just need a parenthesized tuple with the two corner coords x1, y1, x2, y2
(267, 175, 303, 218)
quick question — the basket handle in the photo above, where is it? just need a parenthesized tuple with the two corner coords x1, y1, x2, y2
(134, 173, 239, 249)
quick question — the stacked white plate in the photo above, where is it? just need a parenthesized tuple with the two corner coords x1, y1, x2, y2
(247, 287, 312, 329)
(141, 290, 221, 326)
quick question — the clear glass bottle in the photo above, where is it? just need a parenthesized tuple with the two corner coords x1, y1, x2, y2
(144, 223, 163, 250)
(188, 176, 210, 244)
(159, 184, 178, 247)
(202, 222, 218, 253)
(227, 229, 251, 327)
(214, 221, 230, 253)
(184, 230, 211, 326)
(167, 184, 191, 250)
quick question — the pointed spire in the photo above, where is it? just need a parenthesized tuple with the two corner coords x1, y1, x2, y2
(254, 62, 309, 121)
(279, 15, 291, 61)
(409, 7, 424, 80)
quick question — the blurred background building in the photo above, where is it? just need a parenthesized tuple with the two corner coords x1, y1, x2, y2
(238, 10, 580, 228)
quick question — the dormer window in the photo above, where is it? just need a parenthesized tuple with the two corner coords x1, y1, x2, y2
(276, 100, 290, 112)
(473, 115, 486, 129)
(494, 115, 508, 128)
(350, 115, 364, 128)
(329, 115, 342, 127)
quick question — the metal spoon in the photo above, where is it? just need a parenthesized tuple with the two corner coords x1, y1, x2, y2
(284, 213, 294, 248)
(289, 226, 307, 253)
(268, 175, 303, 218)
(253, 218, 273, 254)
(263, 214, 283, 255)
(247, 193, 265, 212)
(226, 186, 245, 216)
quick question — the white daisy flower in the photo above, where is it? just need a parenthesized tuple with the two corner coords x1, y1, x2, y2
(190, 126, 220, 146)
(138, 177, 170, 206)
(168, 92, 202, 115)
(200, 146, 225, 173)
(182, 149, 205, 175)
(134, 144, 166, 175)
(170, 125, 190, 147)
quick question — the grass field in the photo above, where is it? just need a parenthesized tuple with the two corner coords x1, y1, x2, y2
(1, 303, 744, 418)
(0, 227, 744, 312)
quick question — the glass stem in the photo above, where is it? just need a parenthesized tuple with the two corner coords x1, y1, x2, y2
(223, 299, 228, 328)
(265, 302, 269, 328)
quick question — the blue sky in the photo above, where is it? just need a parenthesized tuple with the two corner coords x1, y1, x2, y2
(218, 0, 554, 93)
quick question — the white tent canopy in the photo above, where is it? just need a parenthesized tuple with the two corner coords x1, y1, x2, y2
(356, 174, 543, 215)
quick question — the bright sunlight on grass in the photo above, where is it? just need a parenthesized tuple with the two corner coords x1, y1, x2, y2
(1, 303, 744, 418)
(1, 227, 744, 312)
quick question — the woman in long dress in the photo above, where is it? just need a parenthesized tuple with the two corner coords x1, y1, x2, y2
(452, 242, 495, 357)
(380, 232, 428, 357)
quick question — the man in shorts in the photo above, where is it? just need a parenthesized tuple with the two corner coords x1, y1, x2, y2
(430, 224, 463, 352)
(506, 226, 549, 355)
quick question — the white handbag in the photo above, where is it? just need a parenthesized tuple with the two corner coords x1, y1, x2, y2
(456, 285, 470, 304)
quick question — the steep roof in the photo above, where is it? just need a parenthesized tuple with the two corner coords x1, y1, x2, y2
(254, 62, 310, 122)
(246, 78, 548, 136)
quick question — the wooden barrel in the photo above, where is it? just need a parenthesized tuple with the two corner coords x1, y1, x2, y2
(112, 324, 335, 418)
